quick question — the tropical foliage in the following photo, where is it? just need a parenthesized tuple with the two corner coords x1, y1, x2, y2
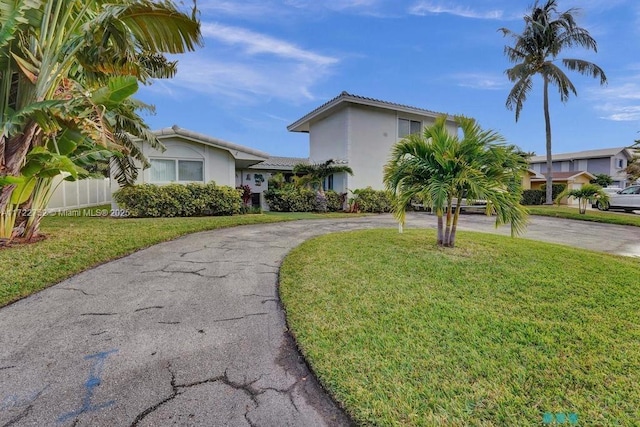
(293, 159, 353, 212)
(384, 115, 528, 248)
(0, 0, 202, 242)
(501, 0, 607, 205)
(555, 183, 609, 214)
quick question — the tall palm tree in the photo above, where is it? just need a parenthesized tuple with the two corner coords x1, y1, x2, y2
(500, 0, 607, 205)
(384, 115, 528, 248)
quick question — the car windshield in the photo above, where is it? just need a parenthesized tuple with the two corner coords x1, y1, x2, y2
(620, 187, 640, 195)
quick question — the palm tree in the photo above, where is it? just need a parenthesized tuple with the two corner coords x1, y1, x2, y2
(293, 159, 353, 212)
(0, 0, 202, 211)
(555, 183, 609, 214)
(384, 115, 528, 248)
(500, 0, 607, 205)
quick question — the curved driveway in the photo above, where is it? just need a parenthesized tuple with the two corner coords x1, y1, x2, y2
(1, 213, 639, 426)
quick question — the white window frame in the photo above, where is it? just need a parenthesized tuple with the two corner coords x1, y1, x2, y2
(149, 158, 205, 183)
(615, 158, 624, 169)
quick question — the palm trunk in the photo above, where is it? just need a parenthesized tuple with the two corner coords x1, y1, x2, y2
(449, 200, 463, 248)
(543, 75, 553, 205)
(436, 209, 444, 245)
(0, 121, 40, 211)
(444, 198, 453, 247)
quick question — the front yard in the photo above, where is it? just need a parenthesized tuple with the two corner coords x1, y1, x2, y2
(280, 229, 640, 426)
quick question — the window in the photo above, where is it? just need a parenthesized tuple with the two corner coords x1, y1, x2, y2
(398, 118, 421, 138)
(324, 174, 334, 191)
(615, 158, 624, 169)
(150, 159, 204, 182)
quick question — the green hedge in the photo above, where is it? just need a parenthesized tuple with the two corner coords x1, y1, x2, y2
(522, 184, 567, 205)
(350, 187, 393, 213)
(113, 183, 242, 217)
(265, 188, 345, 212)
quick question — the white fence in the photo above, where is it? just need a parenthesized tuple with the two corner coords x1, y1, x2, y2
(48, 177, 111, 211)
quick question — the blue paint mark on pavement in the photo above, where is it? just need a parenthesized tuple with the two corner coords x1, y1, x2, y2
(58, 349, 118, 423)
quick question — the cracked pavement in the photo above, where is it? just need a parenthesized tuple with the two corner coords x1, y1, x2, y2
(2, 213, 640, 426)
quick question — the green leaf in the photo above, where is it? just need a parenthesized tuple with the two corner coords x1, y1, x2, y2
(9, 176, 36, 205)
(91, 76, 138, 107)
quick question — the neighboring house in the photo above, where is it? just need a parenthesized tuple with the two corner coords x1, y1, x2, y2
(287, 91, 457, 194)
(530, 171, 595, 205)
(529, 147, 636, 188)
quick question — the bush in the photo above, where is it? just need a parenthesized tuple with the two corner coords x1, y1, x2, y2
(113, 182, 242, 217)
(325, 190, 346, 212)
(264, 188, 316, 212)
(350, 187, 393, 213)
(541, 183, 567, 200)
(521, 189, 546, 205)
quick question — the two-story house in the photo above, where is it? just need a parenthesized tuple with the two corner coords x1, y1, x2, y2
(529, 147, 636, 188)
(287, 91, 457, 194)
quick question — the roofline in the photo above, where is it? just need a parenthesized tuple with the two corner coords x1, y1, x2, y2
(287, 91, 455, 133)
(155, 125, 270, 159)
(530, 171, 596, 181)
(529, 147, 635, 163)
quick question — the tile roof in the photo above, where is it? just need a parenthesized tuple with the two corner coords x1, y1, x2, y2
(531, 171, 595, 181)
(529, 147, 634, 163)
(287, 91, 453, 133)
(249, 156, 309, 170)
(155, 125, 270, 159)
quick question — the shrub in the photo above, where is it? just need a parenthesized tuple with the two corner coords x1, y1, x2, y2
(114, 182, 242, 217)
(350, 187, 393, 213)
(541, 183, 567, 200)
(264, 188, 316, 212)
(521, 189, 546, 205)
(325, 190, 346, 212)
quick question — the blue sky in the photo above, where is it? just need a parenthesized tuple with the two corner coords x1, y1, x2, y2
(138, 0, 640, 158)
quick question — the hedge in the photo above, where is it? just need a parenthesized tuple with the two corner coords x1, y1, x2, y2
(350, 187, 393, 213)
(265, 188, 345, 212)
(113, 182, 242, 217)
(522, 184, 567, 205)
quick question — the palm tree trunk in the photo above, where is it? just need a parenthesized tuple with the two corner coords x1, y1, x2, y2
(436, 209, 444, 245)
(0, 122, 40, 211)
(449, 202, 463, 248)
(444, 199, 453, 247)
(543, 75, 553, 205)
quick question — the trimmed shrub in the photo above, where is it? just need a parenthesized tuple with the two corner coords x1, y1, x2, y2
(521, 189, 546, 206)
(264, 188, 316, 212)
(114, 182, 242, 217)
(325, 190, 345, 212)
(541, 183, 567, 200)
(350, 187, 393, 213)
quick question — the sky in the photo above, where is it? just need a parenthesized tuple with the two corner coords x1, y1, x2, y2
(138, 0, 640, 158)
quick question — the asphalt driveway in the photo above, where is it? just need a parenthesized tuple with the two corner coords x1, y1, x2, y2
(1, 213, 639, 426)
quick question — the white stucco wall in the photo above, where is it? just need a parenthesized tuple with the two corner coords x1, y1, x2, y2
(139, 138, 236, 187)
(309, 108, 349, 163)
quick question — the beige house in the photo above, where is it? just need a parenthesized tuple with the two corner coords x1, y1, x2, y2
(530, 171, 595, 205)
(288, 91, 457, 194)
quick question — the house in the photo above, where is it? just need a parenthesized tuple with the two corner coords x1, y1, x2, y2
(529, 147, 636, 188)
(530, 171, 595, 205)
(287, 91, 457, 194)
(109, 126, 305, 210)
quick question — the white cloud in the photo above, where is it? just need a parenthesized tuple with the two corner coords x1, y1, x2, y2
(409, 1, 510, 20)
(452, 72, 508, 90)
(201, 23, 337, 67)
(156, 23, 339, 104)
(589, 80, 640, 121)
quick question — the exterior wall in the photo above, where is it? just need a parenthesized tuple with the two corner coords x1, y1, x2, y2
(587, 157, 612, 176)
(309, 108, 349, 163)
(139, 138, 236, 187)
(236, 169, 273, 210)
(48, 177, 111, 211)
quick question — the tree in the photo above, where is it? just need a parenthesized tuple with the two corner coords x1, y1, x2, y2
(555, 183, 609, 214)
(383, 115, 528, 248)
(0, 0, 202, 241)
(590, 173, 613, 187)
(293, 159, 353, 212)
(501, 0, 607, 205)
(626, 156, 640, 183)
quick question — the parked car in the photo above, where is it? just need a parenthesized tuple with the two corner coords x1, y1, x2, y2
(595, 185, 640, 212)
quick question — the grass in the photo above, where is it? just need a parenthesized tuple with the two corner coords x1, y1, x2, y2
(0, 207, 358, 307)
(280, 229, 640, 426)
(527, 205, 640, 227)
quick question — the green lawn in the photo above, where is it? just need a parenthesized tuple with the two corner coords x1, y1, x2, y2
(527, 205, 640, 227)
(280, 229, 640, 426)
(0, 208, 357, 307)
